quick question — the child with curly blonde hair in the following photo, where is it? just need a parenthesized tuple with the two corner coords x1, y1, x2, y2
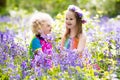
(29, 12, 53, 58)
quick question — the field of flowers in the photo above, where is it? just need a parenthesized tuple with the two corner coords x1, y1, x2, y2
(0, 10, 120, 80)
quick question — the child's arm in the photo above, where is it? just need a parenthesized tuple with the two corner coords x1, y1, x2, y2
(77, 33, 86, 54)
(31, 38, 42, 53)
(60, 36, 66, 50)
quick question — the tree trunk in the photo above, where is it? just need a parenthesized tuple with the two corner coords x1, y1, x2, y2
(0, 0, 6, 7)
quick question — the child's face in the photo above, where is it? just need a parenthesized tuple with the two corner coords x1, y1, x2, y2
(41, 21, 52, 35)
(65, 11, 77, 29)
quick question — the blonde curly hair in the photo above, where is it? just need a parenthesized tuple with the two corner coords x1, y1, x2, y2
(30, 12, 53, 35)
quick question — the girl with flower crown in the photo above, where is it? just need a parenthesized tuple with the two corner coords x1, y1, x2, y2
(61, 5, 87, 57)
(29, 12, 53, 68)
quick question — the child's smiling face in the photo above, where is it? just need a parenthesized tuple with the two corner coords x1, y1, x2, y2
(65, 11, 77, 29)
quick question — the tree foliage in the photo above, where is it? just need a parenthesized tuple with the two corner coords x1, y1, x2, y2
(0, 0, 120, 17)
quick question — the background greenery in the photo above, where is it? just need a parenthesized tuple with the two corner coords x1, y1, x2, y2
(0, 0, 120, 79)
(0, 0, 120, 17)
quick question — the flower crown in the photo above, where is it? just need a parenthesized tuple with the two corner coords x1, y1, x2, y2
(68, 5, 86, 24)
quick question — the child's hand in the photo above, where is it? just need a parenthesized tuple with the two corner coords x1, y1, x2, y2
(46, 54, 52, 59)
(34, 48, 42, 55)
(78, 53, 82, 58)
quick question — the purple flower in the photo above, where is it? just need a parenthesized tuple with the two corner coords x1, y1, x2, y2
(30, 76, 35, 80)
(117, 58, 120, 66)
(68, 5, 83, 18)
(22, 71, 27, 79)
(10, 74, 20, 80)
(21, 61, 27, 70)
(69, 6, 76, 11)
(8, 63, 16, 70)
(2, 52, 7, 60)
(78, 13, 83, 18)
(82, 20, 86, 24)
(0, 16, 11, 22)
(16, 75, 21, 80)
(94, 72, 99, 76)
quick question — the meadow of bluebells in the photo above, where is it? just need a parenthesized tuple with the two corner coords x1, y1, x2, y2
(0, 11, 120, 80)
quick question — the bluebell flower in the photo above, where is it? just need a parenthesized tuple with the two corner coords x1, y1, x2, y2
(117, 58, 120, 66)
(21, 61, 27, 70)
